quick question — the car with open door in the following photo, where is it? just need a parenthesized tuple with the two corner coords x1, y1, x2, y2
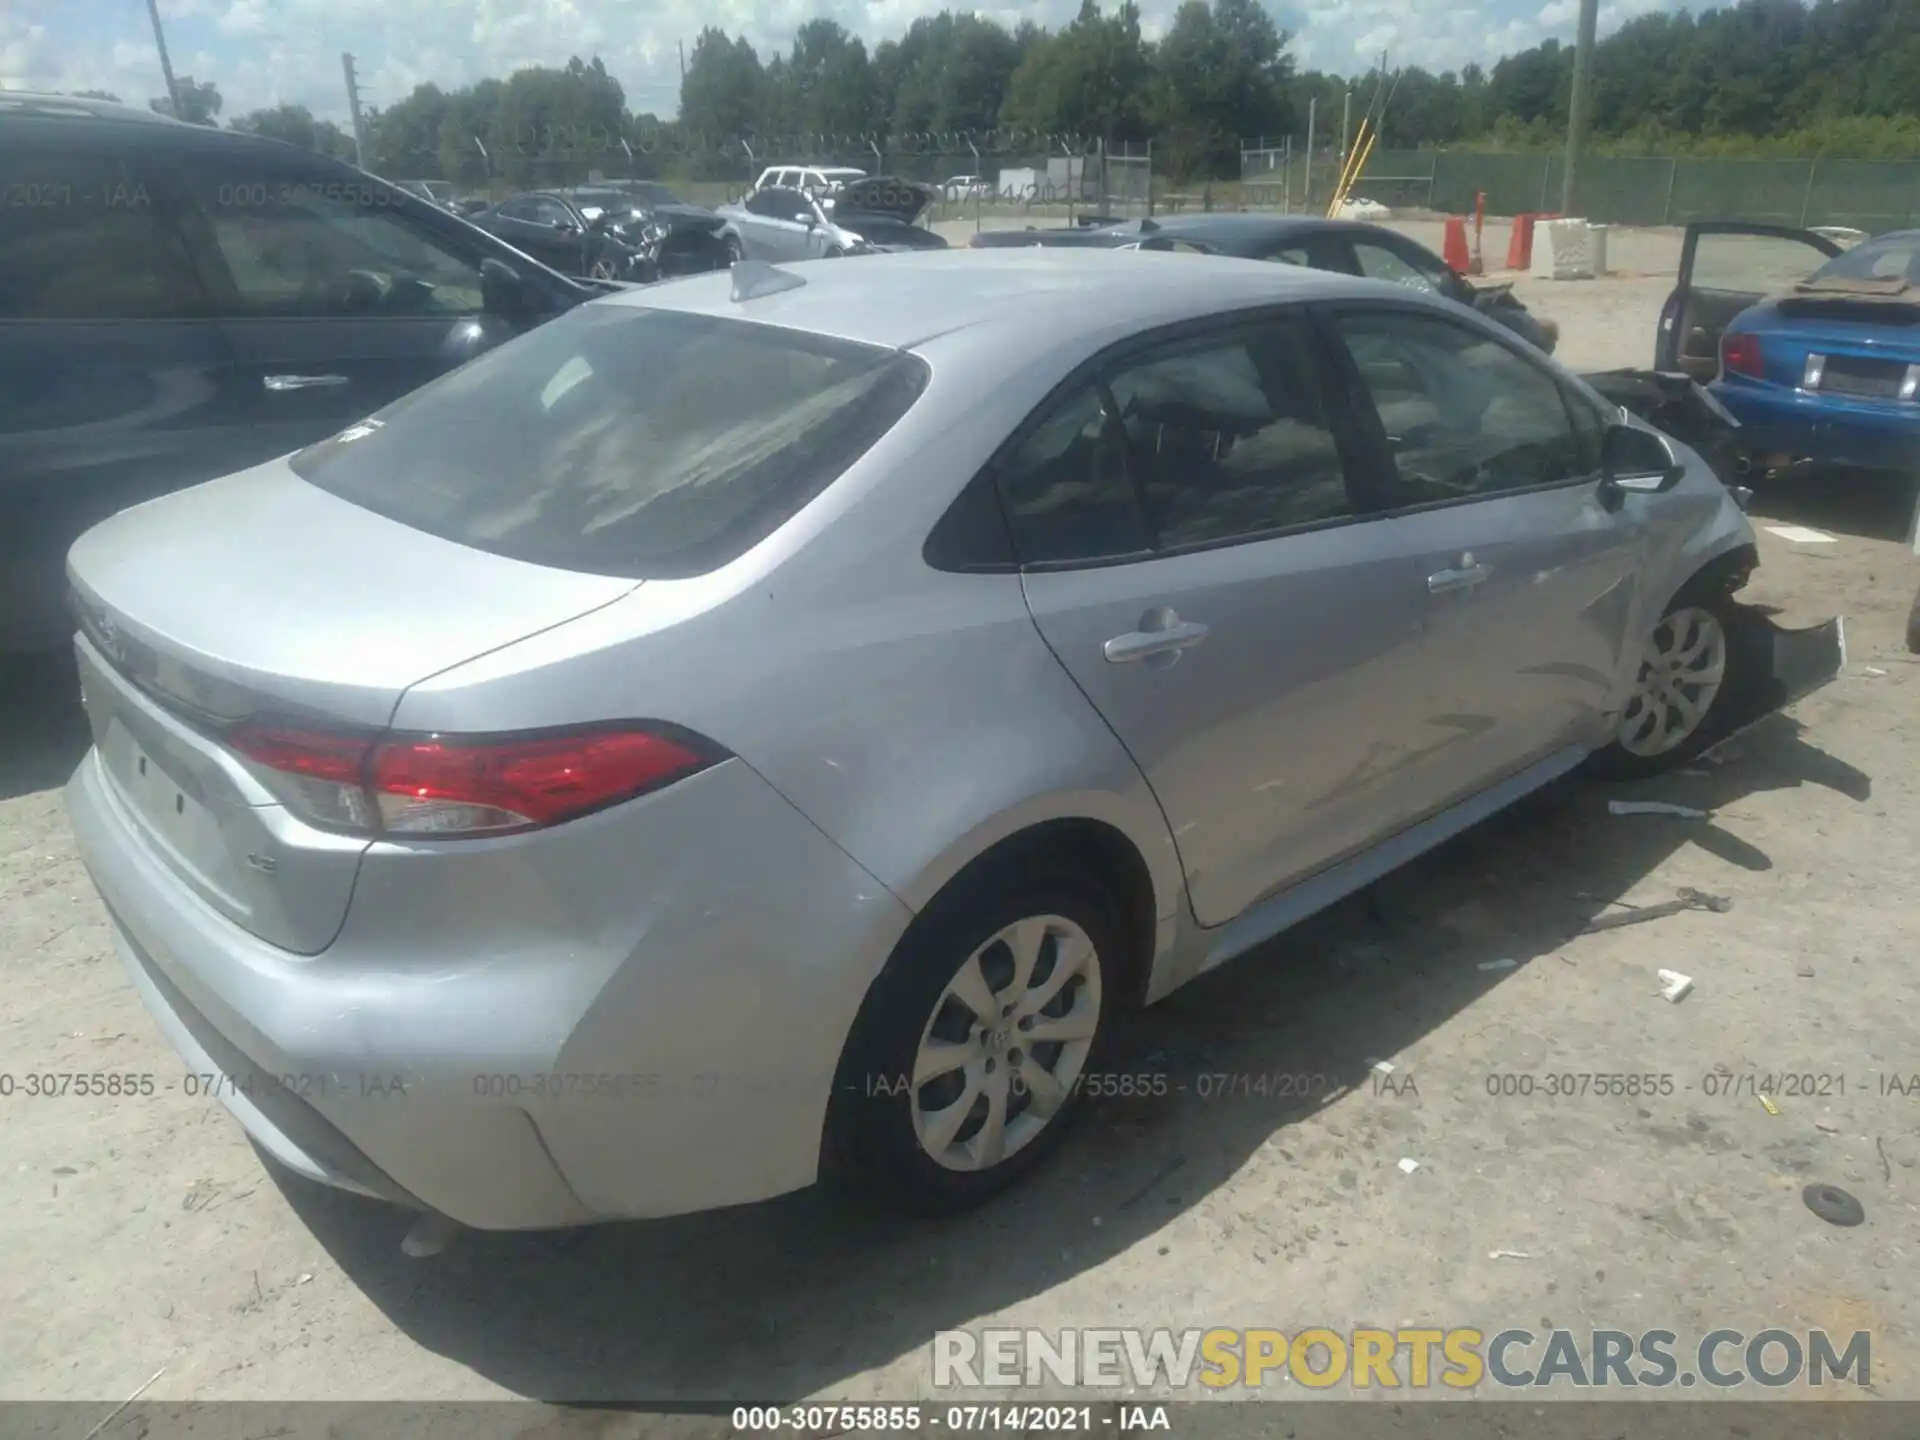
(1656, 222, 1920, 477)
(62, 250, 1840, 1233)
(0, 92, 604, 655)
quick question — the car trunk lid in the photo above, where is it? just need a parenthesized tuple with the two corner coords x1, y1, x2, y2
(67, 456, 638, 953)
(832, 176, 934, 225)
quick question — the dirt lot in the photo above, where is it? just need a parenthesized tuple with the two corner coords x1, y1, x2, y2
(3, 223, 1918, 1412)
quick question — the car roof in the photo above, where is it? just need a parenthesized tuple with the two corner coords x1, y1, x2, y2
(0, 90, 182, 126)
(609, 246, 1390, 351)
(1128, 213, 1375, 250)
(0, 99, 358, 167)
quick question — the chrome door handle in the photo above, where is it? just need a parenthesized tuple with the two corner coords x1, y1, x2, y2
(1428, 563, 1490, 594)
(263, 374, 349, 392)
(1104, 620, 1211, 664)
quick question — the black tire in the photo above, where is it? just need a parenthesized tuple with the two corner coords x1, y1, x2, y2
(1590, 580, 1752, 779)
(724, 235, 745, 264)
(823, 864, 1124, 1216)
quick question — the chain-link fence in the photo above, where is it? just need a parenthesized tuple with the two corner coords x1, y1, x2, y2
(1238, 146, 1920, 229)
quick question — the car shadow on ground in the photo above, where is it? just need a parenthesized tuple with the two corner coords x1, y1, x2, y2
(0, 649, 88, 804)
(268, 710, 1872, 1405)
(1747, 466, 1920, 545)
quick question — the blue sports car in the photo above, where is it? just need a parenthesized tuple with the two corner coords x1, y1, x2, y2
(1656, 222, 1920, 477)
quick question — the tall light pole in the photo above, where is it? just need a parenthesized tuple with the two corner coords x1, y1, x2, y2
(341, 52, 370, 171)
(1562, 0, 1599, 215)
(144, 0, 182, 117)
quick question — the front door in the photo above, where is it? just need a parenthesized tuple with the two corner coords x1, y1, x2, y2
(0, 140, 254, 649)
(1002, 312, 1450, 925)
(1657, 222, 1841, 380)
(156, 151, 509, 467)
(1325, 302, 1644, 812)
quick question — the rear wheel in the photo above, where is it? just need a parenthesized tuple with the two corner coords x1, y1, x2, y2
(825, 869, 1120, 1215)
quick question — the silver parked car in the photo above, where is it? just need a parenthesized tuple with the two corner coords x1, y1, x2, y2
(717, 176, 947, 263)
(70, 249, 1779, 1230)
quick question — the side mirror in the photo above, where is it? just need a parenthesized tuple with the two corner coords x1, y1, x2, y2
(480, 257, 528, 316)
(798, 213, 817, 228)
(1600, 420, 1686, 500)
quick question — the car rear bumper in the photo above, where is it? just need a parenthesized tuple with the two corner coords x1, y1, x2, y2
(67, 744, 914, 1229)
(1709, 380, 1920, 472)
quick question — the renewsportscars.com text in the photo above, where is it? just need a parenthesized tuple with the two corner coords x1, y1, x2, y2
(933, 1326, 1871, 1390)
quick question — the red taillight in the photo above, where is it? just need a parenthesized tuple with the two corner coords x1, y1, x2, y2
(1721, 333, 1764, 379)
(228, 721, 720, 838)
(369, 729, 712, 835)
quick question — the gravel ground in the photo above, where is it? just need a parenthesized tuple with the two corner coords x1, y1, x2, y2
(3, 223, 1918, 1413)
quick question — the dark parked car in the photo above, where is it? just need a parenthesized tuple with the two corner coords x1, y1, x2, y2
(469, 184, 729, 283)
(0, 91, 608, 654)
(971, 213, 1561, 355)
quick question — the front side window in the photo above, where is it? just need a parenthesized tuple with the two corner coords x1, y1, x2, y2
(996, 317, 1353, 563)
(1335, 308, 1589, 504)
(167, 156, 484, 319)
(289, 304, 928, 578)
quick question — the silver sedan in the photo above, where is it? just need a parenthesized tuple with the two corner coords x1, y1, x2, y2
(67, 249, 1774, 1229)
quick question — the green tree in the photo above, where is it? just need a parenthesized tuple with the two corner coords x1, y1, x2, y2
(150, 76, 221, 125)
(1001, 0, 1153, 141)
(679, 27, 765, 161)
(1153, 0, 1294, 178)
(229, 103, 356, 162)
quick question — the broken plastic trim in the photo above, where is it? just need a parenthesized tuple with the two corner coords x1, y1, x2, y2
(730, 260, 807, 302)
(1707, 605, 1847, 755)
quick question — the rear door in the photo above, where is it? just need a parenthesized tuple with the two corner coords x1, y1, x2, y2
(0, 133, 252, 650)
(154, 146, 530, 466)
(1323, 301, 1644, 809)
(1657, 222, 1841, 379)
(1007, 311, 1451, 926)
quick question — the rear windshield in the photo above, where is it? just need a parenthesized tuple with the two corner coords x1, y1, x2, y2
(1810, 234, 1920, 286)
(290, 305, 928, 578)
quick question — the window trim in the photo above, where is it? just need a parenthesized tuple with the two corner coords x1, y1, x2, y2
(933, 304, 1380, 575)
(1314, 297, 1607, 521)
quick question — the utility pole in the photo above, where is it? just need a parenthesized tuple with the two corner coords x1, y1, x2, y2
(678, 41, 687, 86)
(1339, 85, 1352, 171)
(1304, 97, 1316, 213)
(144, 0, 182, 118)
(1562, 0, 1599, 215)
(341, 52, 370, 171)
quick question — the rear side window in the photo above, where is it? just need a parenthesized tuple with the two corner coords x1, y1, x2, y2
(289, 305, 927, 578)
(0, 151, 206, 319)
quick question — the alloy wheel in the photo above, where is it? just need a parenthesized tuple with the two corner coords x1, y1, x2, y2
(1617, 606, 1728, 757)
(910, 914, 1103, 1173)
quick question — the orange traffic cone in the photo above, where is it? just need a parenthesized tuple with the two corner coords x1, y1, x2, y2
(1506, 213, 1537, 271)
(1442, 216, 1471, 272)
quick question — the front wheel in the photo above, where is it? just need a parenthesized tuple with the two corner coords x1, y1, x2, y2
(724, 235, 745, 264)
(1592, 589, 1743, 777)
(824, 870, 1120, 1215)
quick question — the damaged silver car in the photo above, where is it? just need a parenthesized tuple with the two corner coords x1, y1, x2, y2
(718, 176, 948, 263)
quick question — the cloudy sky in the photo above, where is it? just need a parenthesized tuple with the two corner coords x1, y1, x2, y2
(3, 0, 1662, 126)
